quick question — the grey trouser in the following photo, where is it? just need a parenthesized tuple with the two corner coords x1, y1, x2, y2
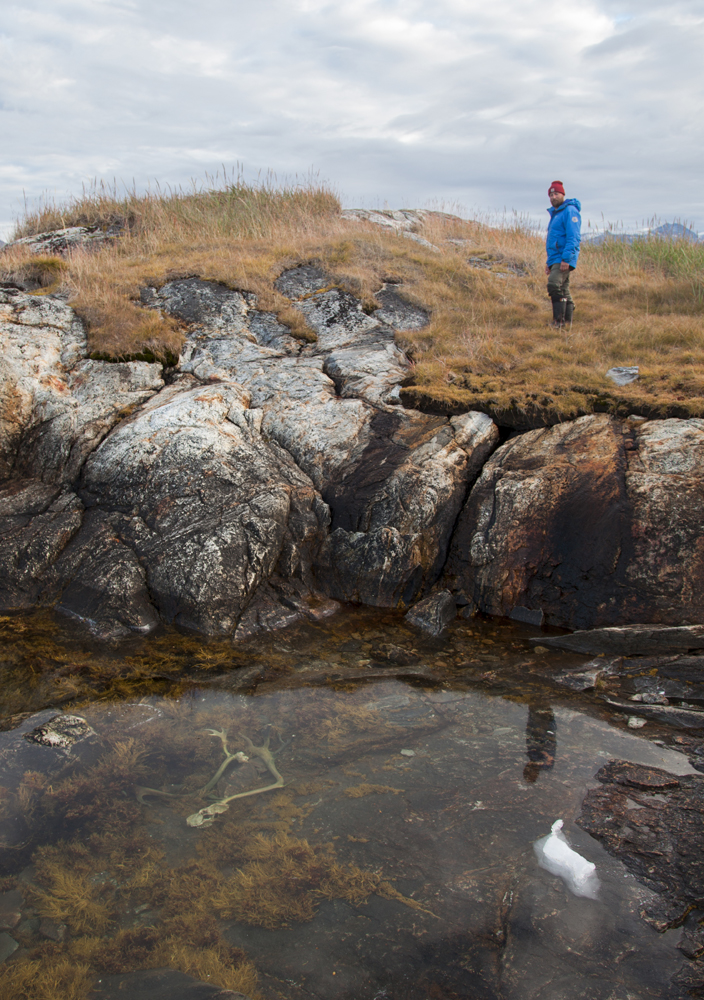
(547, 263, 575, 304)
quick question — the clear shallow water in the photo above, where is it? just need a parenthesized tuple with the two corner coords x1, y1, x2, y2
(0, 608, 698, 999)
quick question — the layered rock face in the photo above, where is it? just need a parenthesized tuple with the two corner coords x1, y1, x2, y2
(146, 272, 497, 610)
(0, 271, 496, 637)
(443, 414, 704, 629)
(2, 258, 704, 639)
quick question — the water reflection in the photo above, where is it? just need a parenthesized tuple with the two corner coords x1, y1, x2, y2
(523, 705, 557, 784)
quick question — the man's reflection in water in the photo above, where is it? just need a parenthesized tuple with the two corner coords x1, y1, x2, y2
(523, 705, 556, 783)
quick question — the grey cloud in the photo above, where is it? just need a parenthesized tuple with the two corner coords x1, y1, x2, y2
(1, 0, 703, 239)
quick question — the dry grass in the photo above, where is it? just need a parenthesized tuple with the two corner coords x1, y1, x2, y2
(388, 212, 704, 425)
(3, 176, 704, 424)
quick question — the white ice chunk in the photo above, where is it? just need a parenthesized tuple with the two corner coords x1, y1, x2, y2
(534, 819, 600, 899)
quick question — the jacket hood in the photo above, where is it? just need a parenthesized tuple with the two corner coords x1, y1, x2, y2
(548, 197, 581, 214)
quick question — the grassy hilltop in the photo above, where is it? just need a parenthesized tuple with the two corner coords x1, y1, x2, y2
(3, 178, 704, 427)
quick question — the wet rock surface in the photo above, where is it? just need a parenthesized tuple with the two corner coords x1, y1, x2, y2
(444, 414, 704, 630)
(533, 624, 704, 656)
(577, 761, 704, 929)
(23, 714, 95, 750)
(601, 696, 704, 729)
(90, 968, 251, 999)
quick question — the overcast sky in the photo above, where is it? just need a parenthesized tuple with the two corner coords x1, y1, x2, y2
(1, 0, 703, 240)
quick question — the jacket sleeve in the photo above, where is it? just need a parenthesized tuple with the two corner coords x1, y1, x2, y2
(561, 209, 581, 264)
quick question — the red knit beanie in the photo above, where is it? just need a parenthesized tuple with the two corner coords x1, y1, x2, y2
(549, 180, 565, 195)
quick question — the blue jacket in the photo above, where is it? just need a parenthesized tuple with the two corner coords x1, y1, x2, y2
(546, 198, 581, 267)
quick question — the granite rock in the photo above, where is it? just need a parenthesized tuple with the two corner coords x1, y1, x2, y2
(152, 273, 497, 610)
(80, 381, 328, 635)
(0, 288, 163, 484)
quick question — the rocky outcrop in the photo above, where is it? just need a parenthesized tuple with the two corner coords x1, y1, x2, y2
(444, 413, 704, 630)
(0, 288, 163, 483)
(4, 225, 121, 256)
(2, 236, 704, 641)
(0, 266, 498, 638)
(146, 272, 497, 611)
(79, 379, 328, 635)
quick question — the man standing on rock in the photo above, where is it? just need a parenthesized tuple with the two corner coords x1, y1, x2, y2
(545, 181, 581, 328)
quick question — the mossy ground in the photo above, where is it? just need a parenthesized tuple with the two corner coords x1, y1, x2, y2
(2, 178, 704, 425)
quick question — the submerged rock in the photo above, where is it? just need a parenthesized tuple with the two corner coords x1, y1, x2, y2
(577, 760, 704, 931)
(600, 696, 704, 729)
(24, 714, 95, 750)
(0, 890, 23, 931)
(38, 917, 67, 942)
(405, 589, 457, 636)
(89, 968, 251, 999)
(0, 931, 18, 963)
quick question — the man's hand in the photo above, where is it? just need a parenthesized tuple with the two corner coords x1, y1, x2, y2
(545, 265, 550, 275)
(559, 261, 570, 272)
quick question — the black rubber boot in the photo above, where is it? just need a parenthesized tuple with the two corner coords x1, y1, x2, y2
(564, 302, 574, 325)
(551, 299, 566, 327)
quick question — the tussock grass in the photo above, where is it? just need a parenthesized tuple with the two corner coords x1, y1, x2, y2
(3, 176, 704, 424)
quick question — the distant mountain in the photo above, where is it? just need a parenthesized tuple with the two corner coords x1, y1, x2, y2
(584, 222, 702, 245)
